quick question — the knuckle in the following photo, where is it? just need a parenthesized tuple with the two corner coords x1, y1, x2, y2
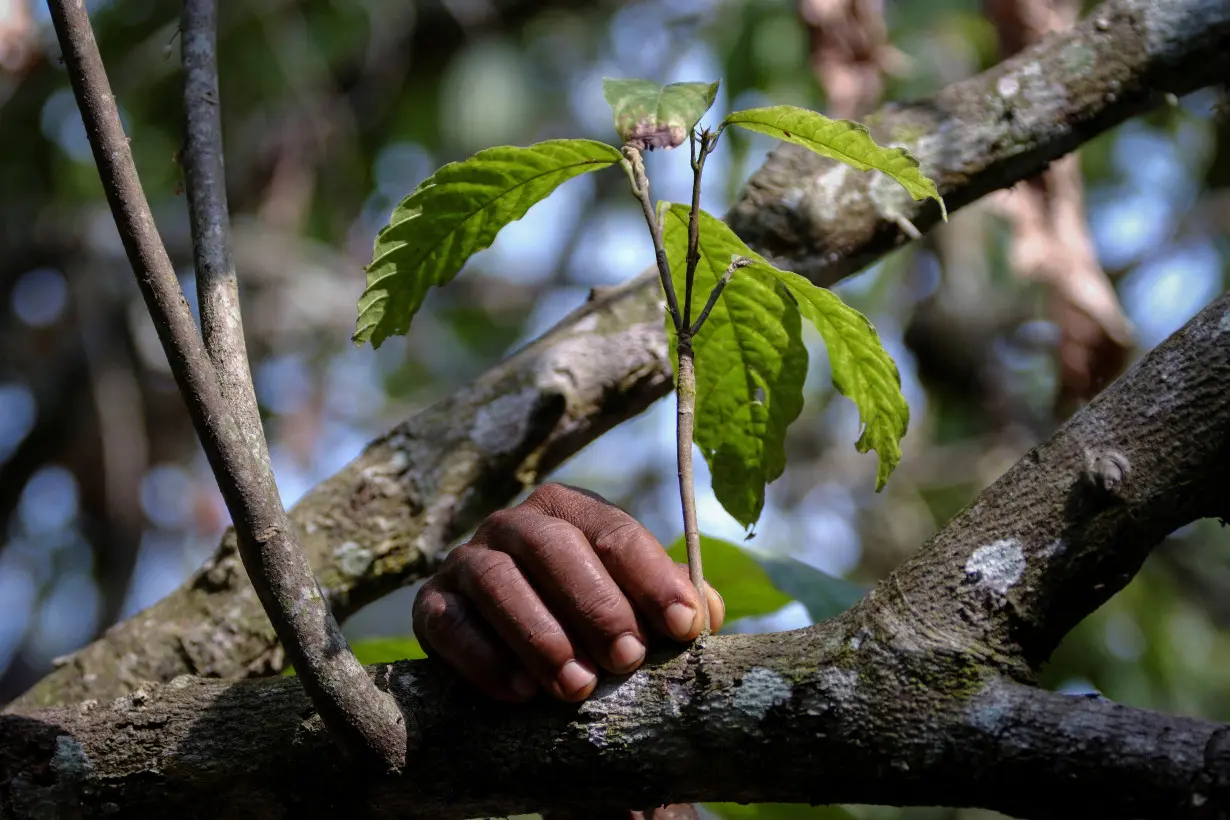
(527, 482, 570, 511)
(438, 543, 482, 579)
(576, 587, 629, 631)
(465, 549, 520, 593)
(591, 519, 643, 561)
(482, 507, 520, 532)
(423, 601, 467, 643)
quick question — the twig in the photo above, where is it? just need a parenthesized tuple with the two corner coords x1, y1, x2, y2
(181, 0, 271, 479)
(675, 339, 708, 633)
(691, 257, 750, 336)
(621, 146, 682, 332)
(46, 0, 408, 771)
(681, 128, 711, 329)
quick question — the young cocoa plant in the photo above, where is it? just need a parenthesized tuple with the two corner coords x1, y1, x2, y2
(353, 78, 946, 631)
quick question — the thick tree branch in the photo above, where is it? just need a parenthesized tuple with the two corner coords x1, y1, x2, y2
(13, 0, 1229, 712)
(44, 0, 407, 769)
(729, 0, 1230, 286)
(880, 294, 1230, 670)
(2, 626, 1227, 818)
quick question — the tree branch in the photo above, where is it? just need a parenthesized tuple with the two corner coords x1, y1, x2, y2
(181, 0, 271, 478)
(880, 293, 1230, 670)
(2, 630, 1226, 818)
(44, 0, 407, 769)
(13, 0, 1229, 713)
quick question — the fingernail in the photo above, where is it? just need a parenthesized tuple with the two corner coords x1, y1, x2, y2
(558, 660, 597, 697)
(665, 602, 697, 640)
(509, 671, 537, 700)
(610, 633, 646, 672)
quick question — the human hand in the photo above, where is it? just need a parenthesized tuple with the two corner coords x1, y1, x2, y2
(412, 483, 724, 702)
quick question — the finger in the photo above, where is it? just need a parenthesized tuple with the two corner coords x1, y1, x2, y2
(525, 483, 703, 642)
(412, 581, 537, 702)
(669, 563, 726, 633)
(439, 543, 599, 702)
(477, 506, 647, 676)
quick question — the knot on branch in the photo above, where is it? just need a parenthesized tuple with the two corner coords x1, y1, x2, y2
(1081, 449, 1130, 500)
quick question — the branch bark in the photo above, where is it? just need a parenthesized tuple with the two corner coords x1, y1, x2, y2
(3, 644, 1227, 819)
(181, 0, 271, 478)
(44, 0, 407, 769)
(12, 0, 1230, 714)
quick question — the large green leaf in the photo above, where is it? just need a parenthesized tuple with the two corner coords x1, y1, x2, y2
(602, 78, 719, 150)
(662, 205, 808, 527)
(750, 548, 868, 623)
(354, 139, 622, 348)
(664, 206, 908, 494)
(721, 106, 946, 219)
(751, 265, 909, 491)
(666, 535, 792, 623)
(283, 637, 426, 676)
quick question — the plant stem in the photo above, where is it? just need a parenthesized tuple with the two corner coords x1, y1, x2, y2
(682, 129, 710, 330)
(622, 146, 682, 333)
(675, 336, 709, 633)
(692, 257, 750, 336)
(622, 142, 709, 631)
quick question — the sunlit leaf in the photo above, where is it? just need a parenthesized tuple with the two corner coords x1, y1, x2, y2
(750, 265, 909, 491)
(666, 535, 793, 623)
(602, 78, 720, 150)
(662, 205, 807, 527)
(354, 139, 622, 348)
(663, 206, 907, 497)
(722, 106, 946, 219)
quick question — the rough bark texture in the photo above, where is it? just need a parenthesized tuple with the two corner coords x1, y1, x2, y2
(3, 640, 1226, 820)
(47, 0, 409, 768)
(3, 285, 1229, 820)
(12, 0, 1230, 713)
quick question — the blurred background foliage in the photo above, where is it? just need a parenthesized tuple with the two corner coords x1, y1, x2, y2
(0, 0, 1227, 817)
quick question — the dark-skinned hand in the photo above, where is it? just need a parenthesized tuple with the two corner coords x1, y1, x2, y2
(412, 483, 725, 702)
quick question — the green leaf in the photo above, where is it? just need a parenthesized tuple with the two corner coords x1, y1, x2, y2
(663, 205, 908, 493)
(666, 535, 793, 623)
(721, 106, 947, 219)
(602, 78, 720, 150)
(354, 139, 622, 348)
(705, 803, 857, 820)
(283, 637, 426, 676)
(661, 205, 808, 527)
(751, 266, 909, 491)
(750, 549, 868, 622)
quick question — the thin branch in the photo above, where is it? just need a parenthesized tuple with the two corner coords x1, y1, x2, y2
(622, 146, 682, 332)
(681, 128, 711, 330)
(180, 0, 272, 478)
(690, 257, 750, 336)
(44, 0, 408, 770)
